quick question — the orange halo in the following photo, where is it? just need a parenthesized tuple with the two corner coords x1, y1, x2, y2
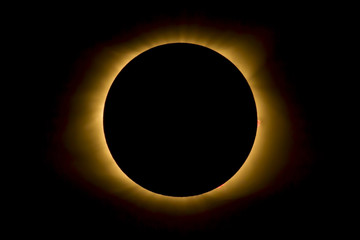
(59, 23, 291, 215)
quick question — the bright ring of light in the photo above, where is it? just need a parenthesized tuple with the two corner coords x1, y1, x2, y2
(59, 23, 291, 215)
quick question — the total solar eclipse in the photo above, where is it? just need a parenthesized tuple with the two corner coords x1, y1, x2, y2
(103, 43, 257, 196)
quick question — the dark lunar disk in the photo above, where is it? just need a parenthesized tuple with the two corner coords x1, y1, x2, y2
(103, 43, 257, 196)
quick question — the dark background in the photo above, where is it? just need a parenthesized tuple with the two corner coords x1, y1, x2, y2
(10, 3, 345, 238)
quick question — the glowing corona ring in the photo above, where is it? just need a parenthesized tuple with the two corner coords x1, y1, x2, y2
(60, 23, 291, 215)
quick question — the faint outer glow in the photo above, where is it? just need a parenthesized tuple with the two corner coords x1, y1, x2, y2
(59, 23, 291, 215)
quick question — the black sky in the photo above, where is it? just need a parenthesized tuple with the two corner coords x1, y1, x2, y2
(11, 3, 344, 238)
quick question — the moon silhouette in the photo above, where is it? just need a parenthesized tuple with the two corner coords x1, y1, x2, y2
(103, 43, 257, 196)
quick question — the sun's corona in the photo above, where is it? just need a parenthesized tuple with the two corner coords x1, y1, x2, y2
(60, 23, 291, 215)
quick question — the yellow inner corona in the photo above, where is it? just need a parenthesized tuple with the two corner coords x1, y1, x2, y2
(62, 24, 291, 215)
